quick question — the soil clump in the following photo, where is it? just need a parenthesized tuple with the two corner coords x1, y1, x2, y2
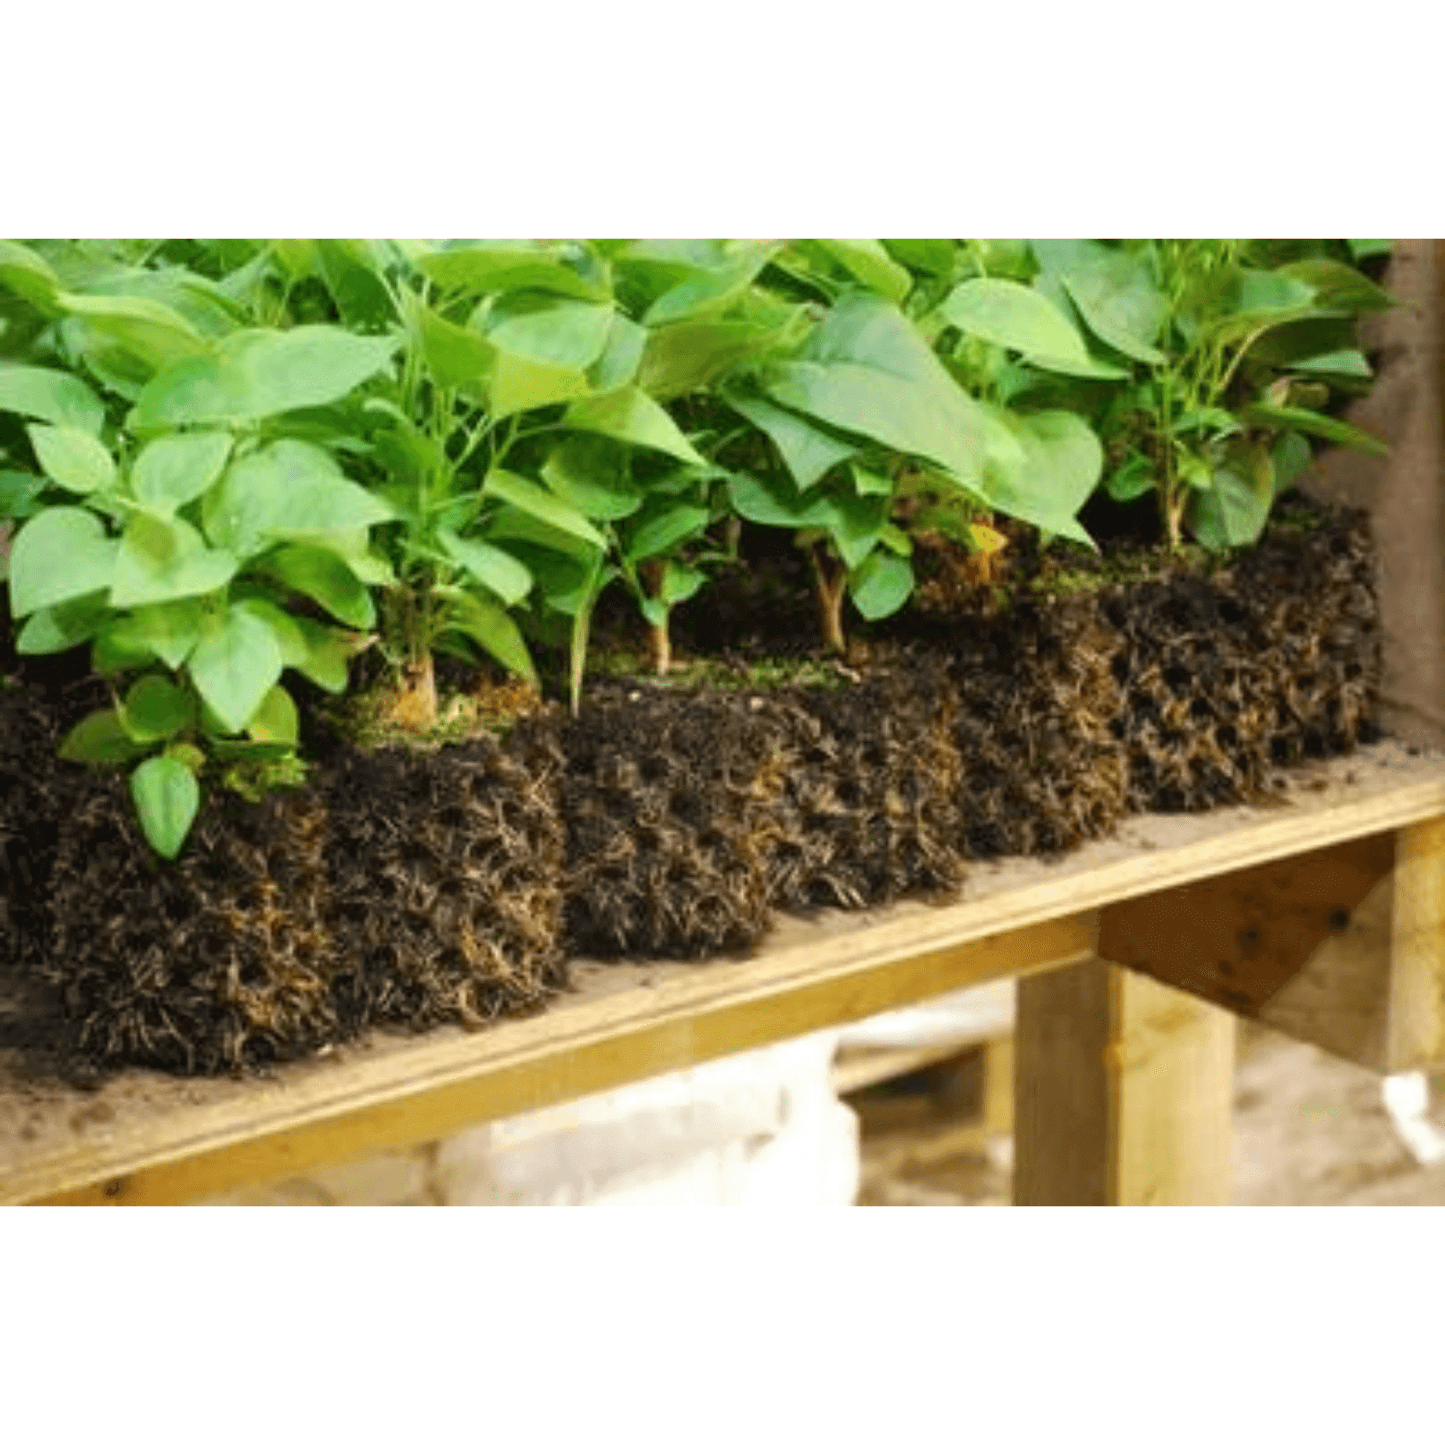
(0, 498, 1386, 1078)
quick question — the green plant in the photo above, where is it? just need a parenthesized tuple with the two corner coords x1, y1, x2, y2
(1014, 239, 1391, 550)
(0, 237, 1398, 861)
(707, 266, 1108, 652)
(0, 240, 399, 855)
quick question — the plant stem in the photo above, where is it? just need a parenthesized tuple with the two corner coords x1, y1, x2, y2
(640, 560, 671, 675)
(383, 585, 439, 732)
(808, 542, 847, 654)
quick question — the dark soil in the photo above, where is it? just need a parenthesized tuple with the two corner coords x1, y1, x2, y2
(0, 496, 1384, 1079)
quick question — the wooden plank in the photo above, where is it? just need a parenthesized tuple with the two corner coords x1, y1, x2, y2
(983, 1035, 1014, 1138)
(1098, 833, 1395, 1022)
(1109, 969, 1235, 1206)
(1014, 958, 1114, 1204)
(15, 915, 1096, 1205)
(1099, 817, 1445, 1074)
(1385, 815, 1445, 1069)
(1254, 876, 1394, 1067)
(2, 742, 1442, 1205)
(1014, 958, 1234, 1205)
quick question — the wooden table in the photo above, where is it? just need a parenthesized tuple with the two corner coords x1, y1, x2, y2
(3, 740, 1443, 1206)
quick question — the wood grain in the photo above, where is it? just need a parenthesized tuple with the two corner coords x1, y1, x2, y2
(1097, 833, 1396, 1018)
(1385, 815, 1445, 1069)
(1015, 959, 1234, 1205)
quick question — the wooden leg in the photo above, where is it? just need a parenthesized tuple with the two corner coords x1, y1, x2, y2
(1385, 816, 1445, 1070)
(982, 1035, 1014, 1137)
(1014, 957, 1235, 1205)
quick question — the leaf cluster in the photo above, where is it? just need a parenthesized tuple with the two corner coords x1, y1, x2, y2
(0, 237, 1391, 858)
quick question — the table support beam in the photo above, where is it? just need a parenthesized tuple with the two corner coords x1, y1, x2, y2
(1015, 958, 1235, 1205)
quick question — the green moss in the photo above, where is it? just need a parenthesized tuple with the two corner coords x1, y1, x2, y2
(218, 753, 309, 803)
(587, 649, 848, 693)
(1028, 543, 1218, 599)
(330, 688, 525, 753)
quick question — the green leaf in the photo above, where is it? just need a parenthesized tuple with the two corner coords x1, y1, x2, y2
(562, 388, 707, 466)
(205, 736, 294, 760)
(851, 464, 893, 497)
(59, 708, 149, 764)
(485, 505, 603, 563)
(882, 239, 957, 276)
(489, 348, 593, 418)
(270, 239, 318, 279)
(763, 293, 989, 492)
(246, 684, 299, 745)
(643, 242, 781, 326)
(540, 436, 643, 520)
(56, 291, 209, 373)
(131, 431, 233, 517)
(660, 560, 707, 605)
(1060, 273, 1167, 365)
(1188, 268, 1320, 347)
(849, 551, 914, 620)
(266, 543, 376, 628)
(163, 741, 207, 774)
(121, 675, 193, 743)
(940, 278, 1091, 362)
(519, 544, 601, 614)
(0, 363, 105, 434)
(727, 471, 840, 530)
(131, 326, 401, 429)
(111, 512, 237, 608)
(1290, 349, 1372, 379)
(1277, 259, 1394, 314)
(103, 598, 205, 670)
(188, 605, 285, 734)
(406, 295, 496, 388)
(204, 439, 394, 556)
(623, 502, 710, 562)
(7, 506, 119, 617)
(1272, 431, 1313, 495)
(417, 243, 611, 303)
(0, 470, 47, 521)
(129, 755, 200, 860)
(92, 622, 157, 675)
(1240, 402, 1388, 457)
(0, 240, 63, 312)
(314, 240, 398, 332)
(291, 615, 352, 694)
(827, 492, 889, 571)
(483, 469, 607, 548)
(587, 313, 648, 394)
(1173, 406, 1240, 438)
(27, 423, 115, 495)
(568, 557, 616, 716)
(879, 523, 912, 556)
(723, 390, 857, 490)
(438, 529, 533, 605)
(1189, 465, 1272, 552)
(233, 597, 309, 667)
(980, 407, 1101, 546)
(15, 591, 110, 655)
(640, 320, 782, 399)
(1023, 350, 1130, 381)
(814, 241, 913, 303)
(445, 591, 537, 683)
(484, 294, 615, 370)
(1346, 240, 1392, 261)
(1105, 453, 1156, 503)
